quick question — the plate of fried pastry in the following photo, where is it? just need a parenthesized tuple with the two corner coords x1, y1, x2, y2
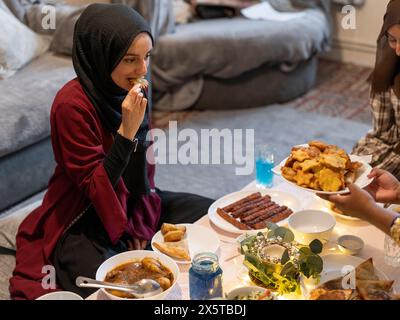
(279, 141, 373, 195)
(208, 189, 301, 234)
(306, 255, 399, 300)
(151, 223, 220, 264)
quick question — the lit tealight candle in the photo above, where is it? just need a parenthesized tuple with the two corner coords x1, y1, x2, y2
(262, 244, 286, 259)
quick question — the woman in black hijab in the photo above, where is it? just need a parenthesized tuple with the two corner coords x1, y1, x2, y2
(10, 3, 214, 300)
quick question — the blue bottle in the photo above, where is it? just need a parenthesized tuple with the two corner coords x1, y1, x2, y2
(189, 252, 223, 300)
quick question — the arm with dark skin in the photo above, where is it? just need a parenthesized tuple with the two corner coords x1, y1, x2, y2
(318, 168, 400, 236)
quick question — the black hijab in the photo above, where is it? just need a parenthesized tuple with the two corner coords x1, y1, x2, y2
(72, 3, 154, 197)
(72, 3, 154, 133)
(370, 0, 400, 98)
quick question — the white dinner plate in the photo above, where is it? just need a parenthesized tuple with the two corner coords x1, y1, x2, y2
(388, 204, 400, 213)
(151, 223, 220, 265)
(320, 254, 388, 281)
(276, 151, 373, 195)
(208, 189, 301, 235)
(302, 254, 389, 298)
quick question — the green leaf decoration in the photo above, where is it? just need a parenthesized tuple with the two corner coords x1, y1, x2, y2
(244, 253, 271, 275)
(274, 227, 295, 243)
(299, 262, 308, 275)
(306, 255, 323, 274)
(266, 222, 279, 231)
(240, 224, 324, 294)
(299, 247, 312, 257)
(280, 261, 294, 276)
(267, 230, 276, 238)
(281, 249, 290, 265)
(309, 239, 323, 254)
(240, 235, 256, 249)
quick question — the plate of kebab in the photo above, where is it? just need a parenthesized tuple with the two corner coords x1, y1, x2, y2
(208, 189, 301, 234)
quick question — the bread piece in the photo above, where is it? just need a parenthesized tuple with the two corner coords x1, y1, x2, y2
(309, 288, 353, 300)
(357, 280, 395, 300)
(161, 223, 186, 235)
(316, 168, 343, 192)
(129, 77, 149, 88)
(308, 140, 328, 151)
(153, 240, 191, 261)
(163, 230, 185, 242)
(355, 258, 379, 281)
(318, 277, 343, 291)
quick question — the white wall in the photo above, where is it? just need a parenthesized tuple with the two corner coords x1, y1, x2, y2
(323, 0, 390, 67)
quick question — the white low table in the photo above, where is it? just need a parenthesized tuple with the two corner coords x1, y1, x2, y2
(88, 177, 400, 299)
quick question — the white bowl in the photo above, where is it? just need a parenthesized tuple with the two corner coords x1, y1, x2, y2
(36, 291, 83, 300)
(95, 250, 179, 300)
(226, 286, 274, 300)
(288, 210, 336, 245)
(337, 235, 364, 255)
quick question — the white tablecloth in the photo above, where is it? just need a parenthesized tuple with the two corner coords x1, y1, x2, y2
(88, 177, 400, 300)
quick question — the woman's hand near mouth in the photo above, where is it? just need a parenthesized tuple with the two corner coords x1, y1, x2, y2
(118, 84, 147, 141)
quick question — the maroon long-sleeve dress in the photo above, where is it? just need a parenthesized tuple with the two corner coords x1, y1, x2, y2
(9, 79, 161, 300)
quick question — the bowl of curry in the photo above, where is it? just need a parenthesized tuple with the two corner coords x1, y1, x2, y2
(95, 250, 179, 300)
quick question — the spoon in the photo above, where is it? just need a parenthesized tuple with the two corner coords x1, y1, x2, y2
(75, 276, 162, 298)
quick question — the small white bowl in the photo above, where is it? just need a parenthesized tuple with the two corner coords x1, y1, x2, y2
(288, 210, 336, 245)
(226, 286, 274, 300)
(96, 250, 179, 300)
(36, 291, 83, 300)
(337, 235, 364, 255)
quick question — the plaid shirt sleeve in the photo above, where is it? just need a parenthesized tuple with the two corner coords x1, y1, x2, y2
(353, 90, 400, 179)
(370, 91, 397, 142)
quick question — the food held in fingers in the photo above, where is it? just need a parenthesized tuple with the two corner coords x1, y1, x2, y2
(129, 77, 149, 88)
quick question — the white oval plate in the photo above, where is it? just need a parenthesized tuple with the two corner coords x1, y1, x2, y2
(277, 153, 373, 195)
(320, 254, 388, 281)
(302, 254, 389, 299)
(388, 204, 400, 213)
(208, 189, 301, 235)
(151, 223, 220, 265)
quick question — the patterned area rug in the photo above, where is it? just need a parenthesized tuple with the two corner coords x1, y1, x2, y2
(152, 59, 373, 129)
(285, 59, 373, 124)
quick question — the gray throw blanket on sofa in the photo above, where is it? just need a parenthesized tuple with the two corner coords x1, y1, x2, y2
(150, 0, 332, 111)
(10, 0, 331, 111)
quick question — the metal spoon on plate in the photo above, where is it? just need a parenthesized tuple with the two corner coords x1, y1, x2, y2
(75, 276, 162, 298)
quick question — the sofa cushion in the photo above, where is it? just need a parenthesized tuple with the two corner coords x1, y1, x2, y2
(1, 0, 33, 23)
(0, 52, 75, 157)
(0, 2, 50, 79)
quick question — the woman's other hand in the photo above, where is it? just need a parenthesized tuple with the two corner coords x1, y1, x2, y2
(366, 168, 400, 204)
(118, 84, 147, 140)
(318, 184, 378, 220)
(128, 238, 148, 250)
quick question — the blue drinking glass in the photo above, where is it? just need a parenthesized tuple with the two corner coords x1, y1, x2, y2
(255, 144, 275, 188)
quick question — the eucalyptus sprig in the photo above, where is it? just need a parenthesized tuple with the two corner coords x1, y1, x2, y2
(240, 222, 323, 295)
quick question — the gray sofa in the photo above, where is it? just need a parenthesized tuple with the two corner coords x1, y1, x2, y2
(0, 0, 331, 212)
(0, 52, 75, 212)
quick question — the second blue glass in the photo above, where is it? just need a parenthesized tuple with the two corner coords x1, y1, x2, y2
(255, 144, 274, 188)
